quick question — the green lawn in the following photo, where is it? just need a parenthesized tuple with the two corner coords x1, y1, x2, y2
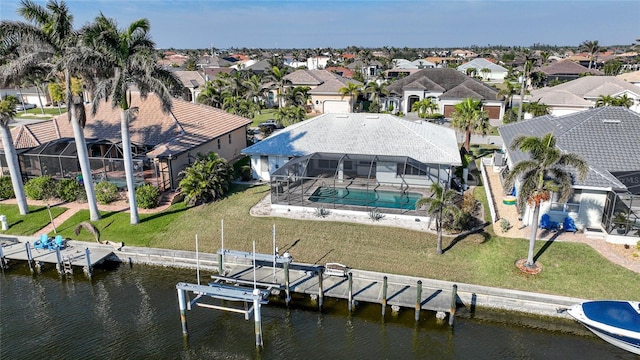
(251, 109, 277, 127)
(37, 184, 640, 300)
(0, 204, 67, 236)
(14, 107, 65, 120)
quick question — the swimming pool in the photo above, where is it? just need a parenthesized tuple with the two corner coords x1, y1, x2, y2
(309, 187, 422, 210)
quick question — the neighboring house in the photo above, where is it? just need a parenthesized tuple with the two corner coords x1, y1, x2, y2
(158, 53, 189, 68)
(306, 56, 330, 70)
(498, 107, 640, 244)
(452, 49, 478, 59)
(346, 60, 382, 80)
(196, 55, 233, 69)
(385, 68, 505, 120)
(390, 59, 435, 69)
(325, 67, 355, 78)
(201, 67, 236, 81)
(528, 76, 640, 116)
(2, 93, 251, 191)
(283, 70, 362, 113)
(173, 70, 207, 103)
(241, 113, 461, 214)
(457, 58, 508, 82)
(383, 68, 422, 79)
(617, 70, 640, 87)
(245, 59, 272, 74)
(538, 59, 602, 83)
(0, 86, 50, 108)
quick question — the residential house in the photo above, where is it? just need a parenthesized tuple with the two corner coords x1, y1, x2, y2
(452, 49, 478, 59)
(457, 58, 508, 82)
(346, 60, 382, 81)
(283, 70, 362, 113)
(528, 76, 640, 116)
(0, 86, 50, 108)
(617, 70, 640, 87)
(385, 68, 505, 120)
(538, 59, 602, 83)
(241, 113, 462, 214)
(196, 55, 233, 69)
(498, 107, 640, 244)
(173, 70, 206, 103)
(2, 93, 251, 191)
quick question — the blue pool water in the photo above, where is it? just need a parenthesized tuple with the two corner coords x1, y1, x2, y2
(309, 187, 421, 210)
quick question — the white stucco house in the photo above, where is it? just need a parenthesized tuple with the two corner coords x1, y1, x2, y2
(456, 58, 508, 82)
(241, 113, 462, 215)
(528, 76, 640, 116)
(498, 107, 640, 245)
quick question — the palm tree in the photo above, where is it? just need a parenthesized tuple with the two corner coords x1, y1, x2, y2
(338, 82, 362, 112)
(465, 67, 477, 77)
(504, 133, 588, 269)
(580, 40, 602, 69)
(480, 67, 491, 80)
(411, 98, 438, 119)
(0, 96, 28, 215)
(595, 95, 616, 107)
(85, 14, 181, 225)
(497, 81, 518, 108)
(197, 80, 224, 108)
(522, 100, 550, 117)
(3, 0, 102, 221)
(364, 81, 389, 105)
(266, 65, 290, 108)
(614, 94, 633, 108)
(450, 98, 489, 152)
(275, 105, 306, 127)
(517, 57, 535, 122)
(178, 153, 233, 206)
(416, 182, 460, 254)
(283, 86, 310, 107)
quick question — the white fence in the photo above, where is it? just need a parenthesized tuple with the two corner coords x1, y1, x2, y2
(480, 158, 497, 223)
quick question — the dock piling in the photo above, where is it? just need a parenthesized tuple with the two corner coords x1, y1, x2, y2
(415, 280, 422, 322)
(317, 269, 324, 311)
(25, 242, 33, 273)
(449, 284, 458, 326)
(348, 272, 353, 313)
(253, 289, 263, 348)
(55, 247, 63, 275)
(84, 247, 93, 279)
(382, 276, 388, 317)
(284, 261, 291, 305)
(0, 244, 5, 272)
(177, 288, 189, 337)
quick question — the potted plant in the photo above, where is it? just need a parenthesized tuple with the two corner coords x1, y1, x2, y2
(613, 212, 629, 235)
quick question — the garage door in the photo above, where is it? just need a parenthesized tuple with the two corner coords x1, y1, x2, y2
(444, 105, 455, 118)
(323, 100, 350, 113)
(483, 106, 501, 120)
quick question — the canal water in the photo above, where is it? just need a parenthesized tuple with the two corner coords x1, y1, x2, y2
(0, 263, 634, 360)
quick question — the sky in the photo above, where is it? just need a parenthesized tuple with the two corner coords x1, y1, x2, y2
(1, 0, 638, 50)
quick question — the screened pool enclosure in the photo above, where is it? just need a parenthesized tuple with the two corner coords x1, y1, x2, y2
(15, 138, 149, 188)
(269, 152, 454, 215)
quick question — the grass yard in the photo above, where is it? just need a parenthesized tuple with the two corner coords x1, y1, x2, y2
(46, 184, 640, 301)
(0, 204, 67, 236)
(251, 109, 277, 127)
(15, 107, 65, 119)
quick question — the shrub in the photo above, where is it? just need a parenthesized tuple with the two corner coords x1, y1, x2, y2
(500, 218, 511, 233)
(95, 181, 119, 204)
(136, 184, 160, 209)
(238, 165, 252, 181)
(56, 178, 83, 202)
(24, 176, 57, 200)
(314, 207, 330, 218)
(0, 176, 14, 199)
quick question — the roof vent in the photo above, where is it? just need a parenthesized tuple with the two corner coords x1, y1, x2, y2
(365, 115, 379, 119)
(602, 119, 621, 124)
(335, 114, 349, 118)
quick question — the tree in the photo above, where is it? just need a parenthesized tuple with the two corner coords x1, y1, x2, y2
(3, 0, 102, 221)
(364, 81, 389, 105)
(595, 95, 616, 107)
(596, 94, 634, 108)
(0, 96, 28, 215)
(517, 57, 536, 122)
(338, 82, 362, 112)
(504, 133, 588, 269)
(266, 65, 290, 108)
(416, 182, 461, 254)
(522, 100, 550, 117)
(197, 80, 224, 108)
(411, 98, 438, 119)
(603, 59, 623, 76)
(580, 40, 602, 69)
(283, 86, 310, 107)
(178, 153, 233, 206)
(480, 67, 491, 80)
(450, 98, 489, 152)
(275, 105, 306, 126)
(85, 14, 181, 224)
(497, 81, 518, 108)
(465, 67, 477, 77)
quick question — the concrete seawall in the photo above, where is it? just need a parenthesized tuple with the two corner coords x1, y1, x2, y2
(9, 235, 587, 319)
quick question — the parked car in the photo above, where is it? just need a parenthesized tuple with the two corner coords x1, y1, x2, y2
(258, 119, 283, 130)
(15, 103, 37, 111)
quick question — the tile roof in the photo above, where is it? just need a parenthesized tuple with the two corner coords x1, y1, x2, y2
(498, 107, 640, 191)
(617, 70, 640, 83)
(457, 58, 507, 73)
(539, 59, 602, 76)
(530, 76, 640, 106)
(387, 68, 500, 100)
(242, 113, 461, 166)
(285, 70, 361, 94)
(6, 93, 251, 158)
(172, 71, 206, 89)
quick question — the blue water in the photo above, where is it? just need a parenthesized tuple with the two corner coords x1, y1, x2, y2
(309, 187, 421, 210)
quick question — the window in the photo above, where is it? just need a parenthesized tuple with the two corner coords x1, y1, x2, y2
(397, 163, 427, 176)
(549, 190, 581, 213)
(217, 139, 221, 149)
(228, 134, 232, 144)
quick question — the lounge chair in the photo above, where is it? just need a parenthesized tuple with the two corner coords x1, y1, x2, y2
(540, 214, 558, 231)
(34, 234, 50, 250)
(563, 217, 577, 233)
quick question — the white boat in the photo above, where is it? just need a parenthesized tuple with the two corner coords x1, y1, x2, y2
(567, 300, 640, 355)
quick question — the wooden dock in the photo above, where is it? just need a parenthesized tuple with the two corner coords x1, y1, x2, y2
(0, 236, 114, 277)
(219, 260, 456, 317)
